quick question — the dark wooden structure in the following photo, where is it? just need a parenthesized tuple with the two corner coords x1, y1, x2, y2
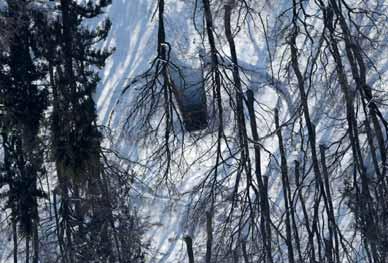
(172, 66, 208, 132)
(178, 88, 208, 132)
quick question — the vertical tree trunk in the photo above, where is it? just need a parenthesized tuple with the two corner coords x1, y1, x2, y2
(241, 240, 250, 263)
(13, 210, 18, 263)
(294, 160, 316, 262)
(224, 3, 274, 262)
(245, 90, 273, 263)
(323, 6, 379, 260)
(205, 211, 213, 263)
(202, 0, 225, 184)
(319, 145, 340, 263)
(202, 0, 224, 132)
(53, 191, 66, 263)
(274, 109, 295, 263)
(32, 217, 39, 263)
(184, 236, 195, 263)
(25, 236, 30, 263)
(1, 131, 18, 263)
(290, 1, 330, 260)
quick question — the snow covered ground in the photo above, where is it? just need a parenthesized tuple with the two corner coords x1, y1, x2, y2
(0, 0, 387, 262)
(95, 1, 280, 261)
(92, 0, 388, 262)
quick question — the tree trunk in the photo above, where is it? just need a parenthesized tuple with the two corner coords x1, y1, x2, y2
(184, 236, 195, 263)
(13, 210, 18, 263)
(205, 211, 213, 263)
(25, 236, 30, 263)
(274, 109, 295, 263)
(32, 217, 39, 263)
(245, 90, 273, 263)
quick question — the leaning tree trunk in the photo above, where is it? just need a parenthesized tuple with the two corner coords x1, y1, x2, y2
(275, 109, 295, 263)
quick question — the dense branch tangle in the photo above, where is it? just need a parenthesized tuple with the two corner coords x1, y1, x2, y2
(284, 0, 388, 262)
(116, 0, 387, 262)
(115, 0, 205, 189)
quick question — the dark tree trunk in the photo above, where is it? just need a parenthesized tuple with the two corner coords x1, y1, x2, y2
(184, 236, 195, 263)
(13, 210, 18, 263)
(205, 211, 213, 263)
(25, 236, 30, 263)
(245, 90, 273, 263)
(274, 109, 295, 263)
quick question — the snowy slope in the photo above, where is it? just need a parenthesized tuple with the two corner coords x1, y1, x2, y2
(93, 0, 388, 262)
(96, 1, 274, 262)
(95, 1, 279, 261)
(76, 0, 388, 263)
(1, 0, 386, 262)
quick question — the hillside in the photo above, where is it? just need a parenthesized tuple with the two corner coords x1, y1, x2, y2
(1, 0, 388, 262)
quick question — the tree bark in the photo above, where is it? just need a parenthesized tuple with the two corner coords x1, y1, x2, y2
(246, 90, 273, 263)
(13, 210, 18, 263)
(184, 236, 195, 263)
(205, 211, 213, 263)
(274, 109, 295, 263)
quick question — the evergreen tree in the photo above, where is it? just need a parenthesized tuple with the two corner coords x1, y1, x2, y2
(0, 1, 48, 262)
(49, 0, 114, 261)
